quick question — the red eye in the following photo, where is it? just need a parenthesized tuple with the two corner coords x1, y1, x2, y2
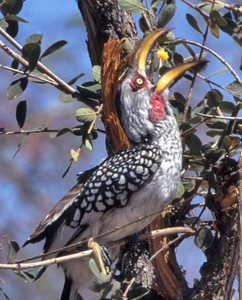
(131, 75, 145, 91)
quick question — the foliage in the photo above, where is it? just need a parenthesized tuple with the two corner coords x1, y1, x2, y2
(0, 0, 241, 299)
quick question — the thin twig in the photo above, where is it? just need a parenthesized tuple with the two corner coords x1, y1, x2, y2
(87, 104, 103, 135)
(122, 234, 189, 297)
(203, 0, 242, 13)
(0, 64, 55, 85)
(197, 73, 238, 94)
(196, 112, 242, 120)
(0, 227, 195, 271)
(182, 0, 209, 19)
(122, 277, 136, 299)
(1, 128, 59, 136)
(99, 266, 117, 300)
(184, 40, 241, 84)
(21, 208, 173, 263)
(0, 28, 99, 108)
(182, 0, 212, 121)
(0, 249, 92, 270)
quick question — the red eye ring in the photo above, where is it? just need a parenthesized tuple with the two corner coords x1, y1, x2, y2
(131, 74, 146, 91)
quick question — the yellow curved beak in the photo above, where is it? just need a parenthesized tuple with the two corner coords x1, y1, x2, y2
(155, 60, 207, 94)
(132, 28, 171, 72)
(132, 29, 207, 94)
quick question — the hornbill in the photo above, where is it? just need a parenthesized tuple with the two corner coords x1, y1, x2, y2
(23, 29, 205, 300)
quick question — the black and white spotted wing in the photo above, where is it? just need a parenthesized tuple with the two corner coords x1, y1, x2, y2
(66, 143, 163, 229)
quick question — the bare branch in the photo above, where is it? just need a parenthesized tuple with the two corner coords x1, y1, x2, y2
(196, 112, 242, 120)
(0, 64, 55, 84)
(203, 0, 242, 13)
(0, 227, 194, 271)
(184, 40, 242, 84)
(0, 28, 98, 108)
(1, 128, 59, 136)
(0, 249, 93, 271)
(122, 234, 189, 298)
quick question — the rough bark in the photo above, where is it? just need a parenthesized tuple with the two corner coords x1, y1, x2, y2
(192, 157, 240, 300)
(77, 0, 137, 66)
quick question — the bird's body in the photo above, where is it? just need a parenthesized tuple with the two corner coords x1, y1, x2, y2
(24, 29, 204, 299)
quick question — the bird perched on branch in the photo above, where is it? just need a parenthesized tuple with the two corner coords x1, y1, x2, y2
(24, 29, 205, 300)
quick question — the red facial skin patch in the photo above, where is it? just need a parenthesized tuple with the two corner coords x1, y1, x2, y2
(149, 94, 166, 123)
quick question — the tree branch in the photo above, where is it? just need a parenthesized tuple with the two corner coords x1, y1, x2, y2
(0, 227, 195, 271)
(0, 28, 98, 108)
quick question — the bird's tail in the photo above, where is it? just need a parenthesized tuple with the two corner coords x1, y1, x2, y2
(60, 275, 78, 300)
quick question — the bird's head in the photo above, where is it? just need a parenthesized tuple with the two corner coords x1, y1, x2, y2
(116, 29, 205, 145)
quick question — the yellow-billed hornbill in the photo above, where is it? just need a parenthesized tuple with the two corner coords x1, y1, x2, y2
(24, 29, 205, 300)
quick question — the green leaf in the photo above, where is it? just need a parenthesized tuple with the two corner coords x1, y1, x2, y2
(123, 37, 134, 54)
(128, 286, 149, 299)
(204, 148, 224, 164)
(210, 10, 227, 27)
(76, 82, 100, 99)
(11, 59, 19, 70)
(16, 100, 27, 129)
(92, 65, 101, 83)
(157, 3, 176, 28)
(27, 69, 47, 83)
(139, 15, 149, 33)
(219, 14, 237, 35)
(206, 130, 223, 137)
(184, 179, 196, 193)
(210, 22, 219, 38)
(174, 182, 185, 198)
(219, 101, 235, 114)
(173, 52, 183, 65)
(205, 192, 216, 212)
(0, 0, 23, 16)
(84, 138, 93, 151)
(5, 14, 28, 23)
(6, 20, 18, 37)
(8, 241, 20, 263)
(76, 107, 96, 123)
(197, 3, 224, 12)
(77, 82, 101, 92)
(194, 227, 214, 251)
(14, 267, 46, 283)
(206, 89, 222, 107)
(206, 67, 227, 78)
(0, 19, 8, 29)
(58, 94, 76, 103)
(22, 43, 41, 72)
(225, 81, 242, 96)
(186, 14, 203, 34)
(67, 72, 85, 85)
(25, 34, 43, 45)
(206, 118, 227, 129)
(222, 135, 232, 152)
(151, 0, 162, 9)
(49, 128, 68, 138)
(185, 133, 202, 155)
(117, 0, 146, 14)
(6, 77, 28, 100)
(182, 42, 196, 58)
(41, 40, 68, 58)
